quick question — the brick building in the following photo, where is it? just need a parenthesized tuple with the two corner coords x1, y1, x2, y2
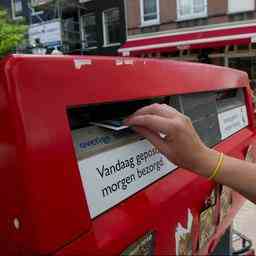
(119, 0, 256, 80)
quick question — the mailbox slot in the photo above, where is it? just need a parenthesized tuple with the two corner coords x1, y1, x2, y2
(67, 97, 168, 130)
(66, 89, 248, 219)
(181, 92, 221, 147)
(169, 89, 249, 144)
(216, 88, 245, 113)
(216, 88, 248, 140)
(67, 89, 249, 162)
(169, 92, 221, 147)
(67, 96, 178, 219)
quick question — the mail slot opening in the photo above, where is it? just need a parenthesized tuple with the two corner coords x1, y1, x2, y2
(216, 88, 246, 113)
(67, 96, 168, 131)
(65, 88, 249, 219)
(66, 96, 170, 160)
(66, 96, 178, 219)
(216, 88, 248, 140)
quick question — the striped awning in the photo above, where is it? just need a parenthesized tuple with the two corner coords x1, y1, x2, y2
(119, 23, 256, 56)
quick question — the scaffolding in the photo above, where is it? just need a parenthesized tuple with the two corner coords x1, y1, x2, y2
(28, 0, 87, 54)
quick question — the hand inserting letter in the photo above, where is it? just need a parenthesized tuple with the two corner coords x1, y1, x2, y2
(125, 103, 209, 171)
(125, 103, 256, 204)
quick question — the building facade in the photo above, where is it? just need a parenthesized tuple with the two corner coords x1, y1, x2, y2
(0, 0, 79, 53)
(120, 0, 256, 80)
(0, 0, 126, 55)
(79, 0, 126, 55)
(0, 0, 30, 21)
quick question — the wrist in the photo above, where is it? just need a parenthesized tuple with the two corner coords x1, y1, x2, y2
(192, 147, 220, 178)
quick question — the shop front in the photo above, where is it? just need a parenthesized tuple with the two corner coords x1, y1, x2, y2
(119, 22, 256, 80)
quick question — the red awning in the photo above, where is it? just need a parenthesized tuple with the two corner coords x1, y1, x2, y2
(119, 23, 256, 56)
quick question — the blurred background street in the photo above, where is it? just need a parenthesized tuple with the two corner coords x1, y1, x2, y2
(234, 200, 256, 249)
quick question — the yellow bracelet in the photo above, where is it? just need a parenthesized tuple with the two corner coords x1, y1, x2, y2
(208, 152, 224, 180)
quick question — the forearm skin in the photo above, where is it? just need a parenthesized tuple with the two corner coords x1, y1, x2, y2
(195, 149, 256, 203)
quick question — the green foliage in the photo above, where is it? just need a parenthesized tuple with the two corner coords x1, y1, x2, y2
(0, 8, 27, 57)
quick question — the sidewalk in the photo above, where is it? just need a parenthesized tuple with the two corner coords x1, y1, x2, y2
(233, 200, 256, 249)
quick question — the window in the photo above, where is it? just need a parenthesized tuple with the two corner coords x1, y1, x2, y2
(102, 8, 121, 47)
(11, 0, 23, 20)
(177, 0, 207, 21)
(228, 0, 255, 14)
(62, 18, 81, 52)
(81, 13, 98, 48)
(140, 0, 159, 26)
(229, 12, 254, 22)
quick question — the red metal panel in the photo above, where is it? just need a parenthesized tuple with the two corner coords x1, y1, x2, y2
(0, 55, 252, 255)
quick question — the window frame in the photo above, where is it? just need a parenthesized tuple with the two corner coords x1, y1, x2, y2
(140, 0, 160, 27)
(228, 0, 255, 14)
(102, 8, 121, 47)
(80, 12, 98, 49)
(176, 0, 208, 21)
(11, 0, 23, 20)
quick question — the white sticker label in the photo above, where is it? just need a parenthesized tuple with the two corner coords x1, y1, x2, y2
(78, 139, 176, 218)
(115, 59, 124, 66)
(124, 59, 134, 65)
(218, 105, 248, 140)
(74, 59, 92, 69)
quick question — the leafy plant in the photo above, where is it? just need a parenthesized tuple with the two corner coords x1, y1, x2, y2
(0, 8, 27, 57)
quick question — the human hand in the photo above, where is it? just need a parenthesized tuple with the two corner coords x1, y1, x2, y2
(127, 104, 256, 203)
(125, 104, 215, 172)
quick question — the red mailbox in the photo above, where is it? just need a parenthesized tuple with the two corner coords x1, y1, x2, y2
(0, 55, 255, 255)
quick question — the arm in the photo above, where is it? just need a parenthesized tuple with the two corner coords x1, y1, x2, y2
(197, 149, 256, 203)
(125, 103, 256, 204)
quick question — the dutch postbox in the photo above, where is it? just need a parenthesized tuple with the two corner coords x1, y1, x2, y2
(0, 55, 255, 255)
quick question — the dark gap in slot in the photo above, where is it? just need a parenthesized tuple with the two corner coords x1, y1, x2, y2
(216, 88, 238, 101)
(216, 88, 245, 113)
(66, 96, 169, 130)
